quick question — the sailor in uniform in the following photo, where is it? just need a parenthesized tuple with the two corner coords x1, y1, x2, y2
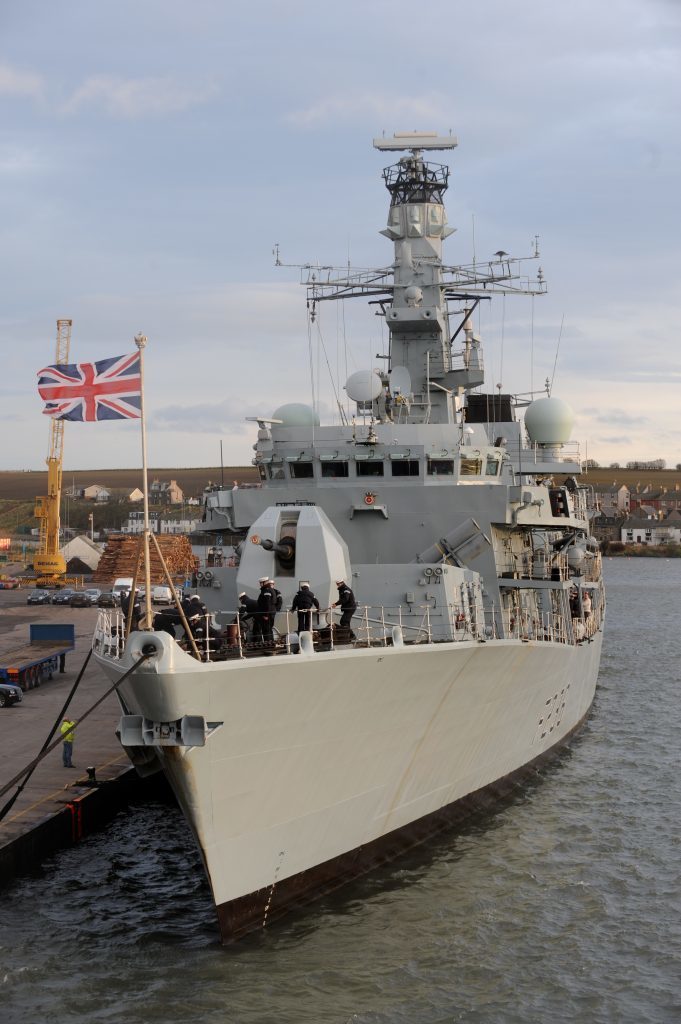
(290, 582, 320, 634)
(120, 588, 141, 632)
(255, 577, 275, 644)
(333, 580, 357, 639)
(268, 579, 283, 614)
(238, 592, 258, 640)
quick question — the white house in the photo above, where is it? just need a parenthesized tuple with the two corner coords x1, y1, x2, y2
(120, 511, 199, 535)
(621, 518, 681, 546)
(83, 484, 111, 502)
(159, 518, 200, 535)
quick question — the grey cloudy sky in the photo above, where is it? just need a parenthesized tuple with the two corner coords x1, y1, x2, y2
(1, 0, 679, 470)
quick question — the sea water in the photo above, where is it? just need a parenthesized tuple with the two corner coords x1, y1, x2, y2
(1, 558, 679, 1024)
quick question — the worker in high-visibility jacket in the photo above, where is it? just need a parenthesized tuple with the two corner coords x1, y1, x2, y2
(60, 717, 77, 768)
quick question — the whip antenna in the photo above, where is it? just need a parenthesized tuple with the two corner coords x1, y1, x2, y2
(549, 314, 565, 396)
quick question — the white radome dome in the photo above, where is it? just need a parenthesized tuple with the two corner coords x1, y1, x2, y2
(345, 370, 383, 403)
(524, 397, 575, 446)
(271, 403, 320, 427)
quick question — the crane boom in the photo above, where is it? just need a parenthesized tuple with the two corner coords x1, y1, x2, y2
(34, 319, 71, 583)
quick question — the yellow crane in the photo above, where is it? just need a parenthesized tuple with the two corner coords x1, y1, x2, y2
(34, 319, 71, 585)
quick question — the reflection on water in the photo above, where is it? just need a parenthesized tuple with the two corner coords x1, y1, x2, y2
(2, 559, 680, 1024)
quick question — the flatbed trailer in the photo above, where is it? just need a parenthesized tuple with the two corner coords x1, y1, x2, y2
(0, 624, 76, 691)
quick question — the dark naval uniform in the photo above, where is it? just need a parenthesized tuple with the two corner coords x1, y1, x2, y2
(334, 582, 357, 637)
(291, 586, 320, 634)
(120, 589, 141, 632)
(238, 594, 258, 622)
(255, 583, 275, 643)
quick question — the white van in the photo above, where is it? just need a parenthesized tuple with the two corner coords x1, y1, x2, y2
(112, 578, 134, 601)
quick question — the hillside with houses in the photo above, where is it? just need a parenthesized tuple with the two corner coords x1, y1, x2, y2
(2, 465, 681, 574)
(0, 471, 250, 576)
(588, 477, 681, 551)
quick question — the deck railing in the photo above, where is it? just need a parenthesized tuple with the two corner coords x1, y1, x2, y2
(93, 582, 604, 665)
(94, 602, 474, 663)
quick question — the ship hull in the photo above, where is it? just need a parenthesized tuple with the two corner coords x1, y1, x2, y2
(216, 706, 592, 941)
(96, 631, 602, 942)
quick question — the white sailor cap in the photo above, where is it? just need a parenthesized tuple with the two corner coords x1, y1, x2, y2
(258, 576, 269, 584)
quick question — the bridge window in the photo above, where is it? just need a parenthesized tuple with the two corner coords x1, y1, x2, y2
(356, 461, 384, 477)
(428, 459, 454, 476)
(321, 461, 349, 478)
(460, 457, 482, 476)
(290, 462, 314, 479)
(485, 457, 500, 476)
(391, 459, 420, 477)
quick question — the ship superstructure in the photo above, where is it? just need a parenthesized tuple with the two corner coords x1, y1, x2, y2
(92, 132, 604, 942)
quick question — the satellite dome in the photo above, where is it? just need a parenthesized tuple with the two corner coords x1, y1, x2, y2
(271, 403, 320, 427)
(345, 370, 383, 403)
(567, 544, 587, 569)
(524, 397, 574, 446)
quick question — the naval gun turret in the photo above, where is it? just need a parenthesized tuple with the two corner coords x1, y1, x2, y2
(253, 535, 296, 571)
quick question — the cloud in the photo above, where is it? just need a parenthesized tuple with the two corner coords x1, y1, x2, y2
(284, 91, 453, 129)
(0, 62, 43, 100)
(152, 396, 338, 437)
(62, 75, 219, 119)
(0, 144, 42, 175)
(592, 410, 650, 426)
(152, 399, 256, 435)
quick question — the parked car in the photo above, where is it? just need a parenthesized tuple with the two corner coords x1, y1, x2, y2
(152, 585, 177, 605)
(0, 683, 22, 708)
(97, 591, 118, 608)
(69, 592, 92, 608)
(84, 588, 102, 605)
(27, 589, 51, 605)
(0, 577, 20, 590)
(51, 589, 75, 605)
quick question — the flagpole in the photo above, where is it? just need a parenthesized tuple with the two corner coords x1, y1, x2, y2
(134, 333, 153, 631)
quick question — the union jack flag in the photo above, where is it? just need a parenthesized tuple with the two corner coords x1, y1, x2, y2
(37, 353, 142, 421)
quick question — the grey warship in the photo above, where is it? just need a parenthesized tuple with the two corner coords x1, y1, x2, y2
(93, 131, 605, 942)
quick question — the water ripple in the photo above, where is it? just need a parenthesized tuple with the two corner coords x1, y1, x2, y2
(2, 559, 680, 1023)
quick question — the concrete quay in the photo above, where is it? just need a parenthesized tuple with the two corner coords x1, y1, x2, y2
(0, 590, 145, 883)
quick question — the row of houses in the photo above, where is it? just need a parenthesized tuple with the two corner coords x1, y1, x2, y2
(593, 508, 681, 546)
(619, 513, 681, 546)
(68, 479, 188, 505)
(591, 482, 681, 519)
(119, 511, 201, 535)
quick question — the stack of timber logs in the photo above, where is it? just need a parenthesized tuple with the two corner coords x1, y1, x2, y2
(92, 534, 198, 584)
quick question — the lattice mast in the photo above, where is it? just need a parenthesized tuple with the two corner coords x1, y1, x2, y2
(34, 319, 71, 581)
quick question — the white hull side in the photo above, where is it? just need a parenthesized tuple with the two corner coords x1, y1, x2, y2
(96, 632, 602, 912)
